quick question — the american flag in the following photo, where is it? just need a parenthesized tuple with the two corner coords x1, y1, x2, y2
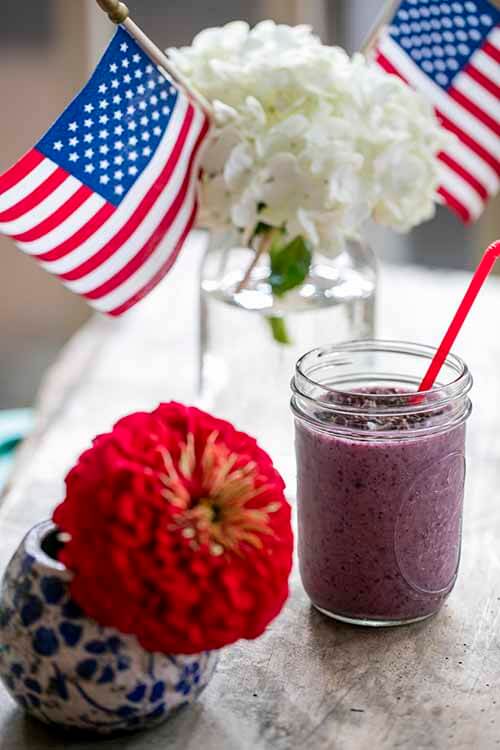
(0, 28, 211, 316)
(374, 0, 500, 223)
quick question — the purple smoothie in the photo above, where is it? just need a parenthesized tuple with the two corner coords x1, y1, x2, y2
(295, 389, 466, 623)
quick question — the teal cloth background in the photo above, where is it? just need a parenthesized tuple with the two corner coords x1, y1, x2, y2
(0, 410, 33, 492)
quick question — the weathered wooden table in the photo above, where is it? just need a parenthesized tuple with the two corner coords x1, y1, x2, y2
(1, 235, 500, 750)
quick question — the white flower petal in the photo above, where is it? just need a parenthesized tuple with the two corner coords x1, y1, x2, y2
(224, 143, 254, 190)
(170, 20, 443, 249)
(213, 100, 239, 126)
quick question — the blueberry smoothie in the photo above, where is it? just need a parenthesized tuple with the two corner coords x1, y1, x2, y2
(291, 342, 472, 626)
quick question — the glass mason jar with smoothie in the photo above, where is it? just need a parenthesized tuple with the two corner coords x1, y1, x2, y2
(291, 340, 473, 626)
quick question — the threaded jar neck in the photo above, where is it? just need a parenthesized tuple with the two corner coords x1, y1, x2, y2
(291, 340, 473, 440)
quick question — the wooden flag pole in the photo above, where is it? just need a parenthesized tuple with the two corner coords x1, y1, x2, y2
(94, 0, 213, 117)
(361, 0, 401, 56)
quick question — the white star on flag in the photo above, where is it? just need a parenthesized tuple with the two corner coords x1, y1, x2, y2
(0, 27, 211, 316)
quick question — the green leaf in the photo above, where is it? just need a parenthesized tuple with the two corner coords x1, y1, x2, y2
(254, 221, 272, 236)
(267, 316, 291, 345)
(269, 235, 312, 298)
(252, 204, 271, 237)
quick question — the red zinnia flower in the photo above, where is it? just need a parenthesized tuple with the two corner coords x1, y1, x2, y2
(53, 403, 293, 654)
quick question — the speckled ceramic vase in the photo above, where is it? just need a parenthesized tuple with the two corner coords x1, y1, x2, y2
(0, 521, 219, 734)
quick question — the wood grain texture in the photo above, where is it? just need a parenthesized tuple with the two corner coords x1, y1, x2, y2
(1, 234, 500, 749)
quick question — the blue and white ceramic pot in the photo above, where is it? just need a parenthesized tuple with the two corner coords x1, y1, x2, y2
(0, 521, 219, 734)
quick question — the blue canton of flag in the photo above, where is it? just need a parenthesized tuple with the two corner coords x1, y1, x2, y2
(388, 0, 498, 89)
(0, 28, 211, 316)
(374, 0, 500, 223)
(38, 31, 180, 206)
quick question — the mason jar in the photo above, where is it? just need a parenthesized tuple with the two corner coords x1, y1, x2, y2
(290, 340, 473, 626)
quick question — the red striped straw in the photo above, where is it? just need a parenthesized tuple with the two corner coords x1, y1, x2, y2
(419, 239, 500, 392)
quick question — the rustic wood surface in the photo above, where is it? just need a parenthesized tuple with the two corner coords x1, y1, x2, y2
(1, 234, 500, 750)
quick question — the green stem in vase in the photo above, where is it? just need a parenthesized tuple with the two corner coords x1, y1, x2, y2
(236, 227, 279, 294)
(238, 221, 312, 345)
(267, 316, 291, 345)
(267, 234, 312, 345)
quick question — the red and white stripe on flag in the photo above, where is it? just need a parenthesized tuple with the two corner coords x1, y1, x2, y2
(0, 28, 211, 316)
(373, 0, 500, 224)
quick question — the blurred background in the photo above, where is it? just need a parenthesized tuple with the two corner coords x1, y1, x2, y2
(0, 0, 499, 408)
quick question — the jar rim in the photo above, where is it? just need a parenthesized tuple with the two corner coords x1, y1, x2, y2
(291, 339, 473, 438)
(294, 339, 472, 401)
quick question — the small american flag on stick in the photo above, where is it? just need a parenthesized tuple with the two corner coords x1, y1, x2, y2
(372, 0, 500, 223)
(0, 27, 211, 316)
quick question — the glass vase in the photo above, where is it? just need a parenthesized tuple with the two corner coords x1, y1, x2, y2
(198, 227, 377, 485)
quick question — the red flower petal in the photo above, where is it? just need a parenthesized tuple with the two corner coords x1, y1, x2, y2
(53, 402, 293, 654)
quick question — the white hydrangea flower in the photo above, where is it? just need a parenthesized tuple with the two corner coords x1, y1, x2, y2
(169, 21, 447, 252)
